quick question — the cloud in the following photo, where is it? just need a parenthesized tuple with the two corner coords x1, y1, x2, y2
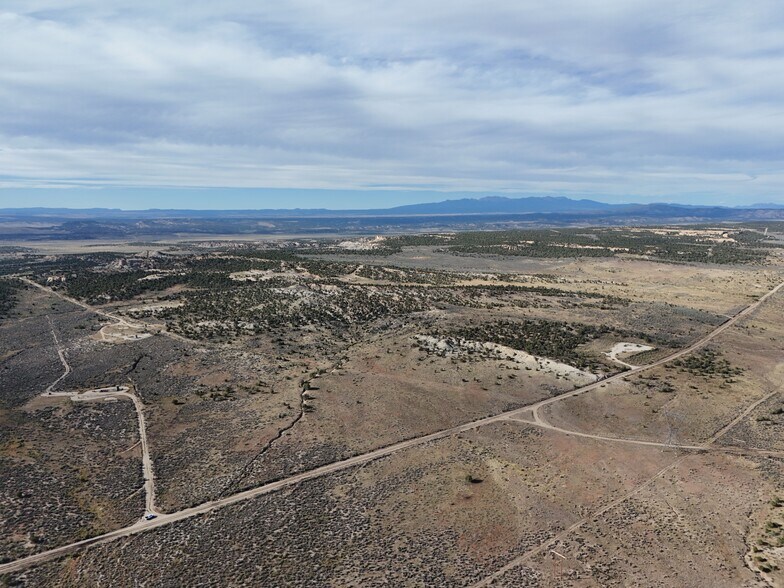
(0, 1, 783, 204)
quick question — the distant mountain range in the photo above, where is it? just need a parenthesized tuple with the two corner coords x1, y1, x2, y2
(748, 202, 784, 210)
(2, 195, 783, 218)
(383, 196, 619, 215)
(1, 196, 783, 240)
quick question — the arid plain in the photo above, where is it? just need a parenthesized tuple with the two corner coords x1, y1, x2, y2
(1, 225, 784, 587)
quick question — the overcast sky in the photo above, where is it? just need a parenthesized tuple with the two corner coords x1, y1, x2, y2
(1, 1, 783, 209)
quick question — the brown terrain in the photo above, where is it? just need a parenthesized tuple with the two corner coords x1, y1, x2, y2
(1, 226, 783, 587)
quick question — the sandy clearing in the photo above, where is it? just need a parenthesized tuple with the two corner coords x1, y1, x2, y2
(415, 335, 598, 385)
(605, 341, 655, 368)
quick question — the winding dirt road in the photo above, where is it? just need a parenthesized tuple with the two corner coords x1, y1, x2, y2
(40, 318, 159, 518)
(1, 278, 781, 577)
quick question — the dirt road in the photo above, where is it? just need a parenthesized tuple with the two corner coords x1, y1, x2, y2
(530, 279, 784, 428)
(21, 278, 189, 344)
(45, 386, 158, 516)
(1, 279, 781, 577)
(44, 316, 71, 393)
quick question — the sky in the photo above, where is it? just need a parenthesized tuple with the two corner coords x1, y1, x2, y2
(1, 1, 783, 210)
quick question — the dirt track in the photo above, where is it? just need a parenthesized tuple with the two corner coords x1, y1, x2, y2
(44, 316, 71, 393)
(472, 388, 784, 586)
(21, 278, 190, 344)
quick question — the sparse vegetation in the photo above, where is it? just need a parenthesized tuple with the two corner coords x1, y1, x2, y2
(671, 349, 744, 378)
(380, 227, 772, 265)
(0, 279, 20, 318)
